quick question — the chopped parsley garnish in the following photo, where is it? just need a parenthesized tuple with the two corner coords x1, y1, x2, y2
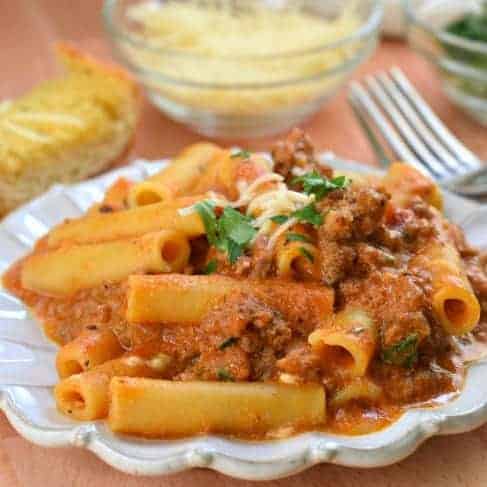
(231, 150, 251, 159)
(218, 207, 256, 263)
(446, 4, 487, 44)
(381, 334, 419, 368)
(218, 207, 255, 246)
(216, 368, 235, 381)
(271, 215, 289, 224)
(195, 200, 218, 245)
(271, 205, 323, 228)
(292, 171, 350, 200)
(286, 232, 311, 243)
(195, 201, 257, 264)
(292, 203, 323, 226)
(218, 336, 239, 350)
(203, 259, 217, 275)
(299, 247, 315, 263)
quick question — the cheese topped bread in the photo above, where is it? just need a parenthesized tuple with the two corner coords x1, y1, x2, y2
(0, 43, 140, 217)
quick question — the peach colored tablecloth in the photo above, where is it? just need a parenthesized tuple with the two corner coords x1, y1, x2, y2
(2, 1, 487, 486)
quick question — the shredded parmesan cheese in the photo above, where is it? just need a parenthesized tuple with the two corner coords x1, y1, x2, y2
(124, 356, 144, 367)
(148, 353, 171, 371)
(178, 163, 315, 251)
(177, 205, 197, 217)
(279, 373, 300, 385)
(125, 1, 361, 115)
(231, 173, 284, 208)
(266, 217, 299, 250)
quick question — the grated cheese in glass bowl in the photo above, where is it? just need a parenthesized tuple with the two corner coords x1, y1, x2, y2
(103, 0, 383, 137)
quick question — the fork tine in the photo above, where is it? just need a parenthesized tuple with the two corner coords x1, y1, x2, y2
(378, 72, 462, 175)
(366, 75, 452, 179)
(390, 67, 481, 171)
(348, 96, 393, 168)
(349, 81, 432, 177)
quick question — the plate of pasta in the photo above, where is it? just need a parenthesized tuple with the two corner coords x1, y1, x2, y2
(1, 129, 487, 480)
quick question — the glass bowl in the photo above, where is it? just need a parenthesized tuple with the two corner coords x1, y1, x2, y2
(404, 0, 487, 125)
(103, 0, 383, 138)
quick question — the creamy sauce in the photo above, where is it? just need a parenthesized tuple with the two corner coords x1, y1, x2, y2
(3, 131, 487, 439)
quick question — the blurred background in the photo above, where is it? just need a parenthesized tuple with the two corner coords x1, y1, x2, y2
(1, 0, 485, 165)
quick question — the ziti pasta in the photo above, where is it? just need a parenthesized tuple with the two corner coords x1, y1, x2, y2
(3, 128, 487, 439)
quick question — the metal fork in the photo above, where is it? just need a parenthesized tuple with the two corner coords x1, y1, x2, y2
(348, 67, 487, 197)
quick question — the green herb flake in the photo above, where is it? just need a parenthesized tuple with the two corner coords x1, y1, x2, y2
(216, 207, 256, 264)
(446, 4, 487, 44)
(292, 203, 324, 227)
(231, 150, 251, 159)
(195, 200, 218, 246)
(292, 171, 350, 200)
(218, 336, 239, 350)
(286, 232, 311, 243)
(271, 215, 289, 224)
(351, 326, 366, 336)
(196, 202, 256, 265)
(299, 246, 315, 263)
(225, 239, 242, 264)
(203, 259, 218, 275)
(218, 207, 255, 246)
(381, 334, 419, 368)
(216, 368, 235, 381)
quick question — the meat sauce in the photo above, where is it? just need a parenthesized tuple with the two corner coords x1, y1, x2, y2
(3, 129, 487, 438)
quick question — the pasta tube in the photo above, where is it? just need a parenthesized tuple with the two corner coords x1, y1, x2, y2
(87, 178, 133, 215)
(56, 328, 123, 378)
(309, 307, 377, 377)
(412, 240, 480, 336)
(382, 162, 443, 210)
(22, 230, 190, 296)
(47, 196, 204, 248)
(191, 151, 270, 200)
(127, 274, 334, 325)
(275, 241, 318, 279)
(129, 143, 222, 206)
(108, 378, 325, 437)
(54, 353, 170, 421)
(330, 378, 382, 407)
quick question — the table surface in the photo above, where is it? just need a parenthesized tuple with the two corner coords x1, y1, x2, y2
(2, 1, 487, 486)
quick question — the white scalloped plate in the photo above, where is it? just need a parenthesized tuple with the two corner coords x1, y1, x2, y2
(1, 156, 486, 480)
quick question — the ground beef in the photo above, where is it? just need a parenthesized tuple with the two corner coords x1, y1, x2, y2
(271, 128, 333, 182)
(465, 254, 487, 300)
(339, 270, 431, 348)
(205, 236, 274, 279)
(318, 184, 389, 241)
(272, 128, 316, 180)
(447, 224, 487, 299)
(319, 240, 357, 285)
(379, 205, 436, 252)
(175, 293, 295, 382)
(371, 361, 458, 404)
(449, 222, 479, 258)
(354, 243, 397, 275)
(276, 340, 323, 382)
